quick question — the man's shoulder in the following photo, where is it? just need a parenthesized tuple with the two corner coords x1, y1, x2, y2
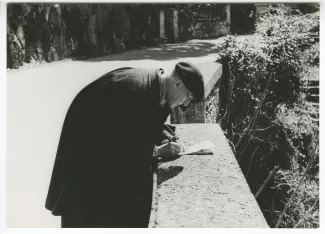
(89, 67, 162, 93)
(124, 67, 160, 76)
(114, 67, 161, 82)
(100, 67, 157, 79)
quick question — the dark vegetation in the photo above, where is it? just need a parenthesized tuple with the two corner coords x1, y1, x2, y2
(7, 4, 162, 68)
(230, 4, 256, 34)
(7, 3, 229, 69)
(216, 4, 319, 228)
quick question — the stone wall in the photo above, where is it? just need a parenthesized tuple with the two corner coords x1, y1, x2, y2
(7, 4, 75, 68)
(171, 102, 206, 124)
(205, 83, 220, 123)
(149, 124, 269, 228)
(7, 3, 162, 69)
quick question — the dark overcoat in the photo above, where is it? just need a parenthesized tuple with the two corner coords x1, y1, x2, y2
(45, 67, 171, 225)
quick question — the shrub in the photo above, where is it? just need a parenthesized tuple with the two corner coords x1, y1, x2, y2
(275, 102, 318, 171)
(216, 4, 319, 227)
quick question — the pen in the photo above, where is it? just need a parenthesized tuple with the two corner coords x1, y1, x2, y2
(164, 124, 177, 142)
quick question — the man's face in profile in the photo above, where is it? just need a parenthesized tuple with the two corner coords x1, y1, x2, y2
(168, 79, 194, 111)
(179, 98, 192, 111)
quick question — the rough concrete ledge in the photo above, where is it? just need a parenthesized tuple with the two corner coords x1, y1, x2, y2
(149, 124, 269, 228)
(199, 62, 223, 100)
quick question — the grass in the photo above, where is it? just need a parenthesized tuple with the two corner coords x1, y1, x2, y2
(275, 141, 318, 227)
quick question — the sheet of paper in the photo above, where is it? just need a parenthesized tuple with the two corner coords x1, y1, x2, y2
(179, 140, 215, 155)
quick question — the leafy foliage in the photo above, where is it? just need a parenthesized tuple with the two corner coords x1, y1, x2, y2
(178, 4, 228, 41)
(216, 4, 319, 228)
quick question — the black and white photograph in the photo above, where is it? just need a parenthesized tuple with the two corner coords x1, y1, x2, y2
(2, 0, 322, 230)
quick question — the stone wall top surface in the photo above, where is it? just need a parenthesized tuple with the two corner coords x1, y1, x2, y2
(196, 62, 222, 99)
(150, 124, 269, 228)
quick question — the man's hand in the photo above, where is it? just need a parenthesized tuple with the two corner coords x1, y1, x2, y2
(156, 142, 184, 158)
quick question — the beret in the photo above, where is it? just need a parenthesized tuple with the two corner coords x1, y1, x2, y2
(175, 62, 205, 102)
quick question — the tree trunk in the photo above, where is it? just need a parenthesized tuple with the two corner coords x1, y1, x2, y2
(173, 8, 178, 42)
(159, 8, 165, 40)
(226, 4, 231, 34)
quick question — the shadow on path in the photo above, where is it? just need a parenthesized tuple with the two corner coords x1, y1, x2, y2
(85, 41, 222, 62)
(157, 166, 184, 186)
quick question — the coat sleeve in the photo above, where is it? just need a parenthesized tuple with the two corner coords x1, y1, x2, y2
(155, 124, 178, 145)
(153, 102, 176, 146)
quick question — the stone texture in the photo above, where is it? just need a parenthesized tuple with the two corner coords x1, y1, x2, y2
(150, 124, 269, 228)
(24, 5, 50, 63)
(171, 102, 205, 124)
(6, 4, 76, 67)
(47, 5, 75, 62)
(7, 24, 26, 69)
(205, 84, 220, 123)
